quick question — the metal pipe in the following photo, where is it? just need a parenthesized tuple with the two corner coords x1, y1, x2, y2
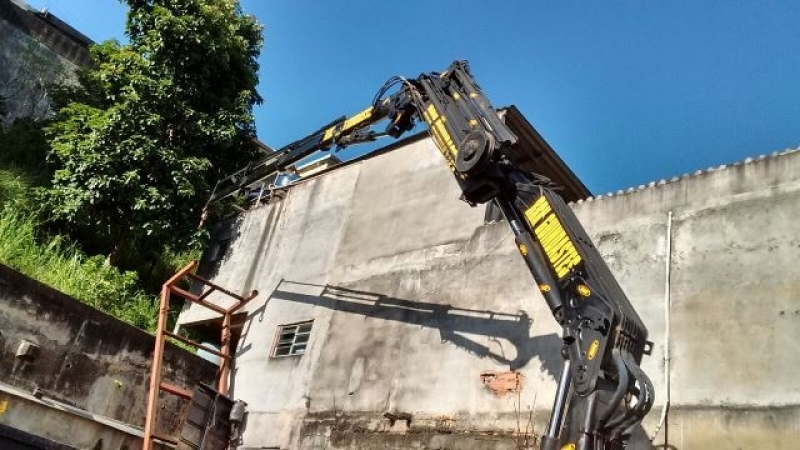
(218, 312, 232, 394)
(650, 210, 673, 441)
(546, 359, 572, 439)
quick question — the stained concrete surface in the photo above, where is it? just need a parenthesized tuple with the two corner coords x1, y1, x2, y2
(179, 138, 800, 449)
(0, 1, 87, 126)
(0, 264, 217, 448)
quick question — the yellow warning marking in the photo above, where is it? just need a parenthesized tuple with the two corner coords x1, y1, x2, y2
(0, 399, 8, 415)
(524, 197, 551, 224)
(539, 284, 551, 293)
(518, 244, 528, 256)
(561, 444, 576, 450)
(524, 197, 582, 279)
(576, 284, 591, 297)
(588, 339, 600, 360)
(322, 106, 375, 142)
(422, 104, 459, 173)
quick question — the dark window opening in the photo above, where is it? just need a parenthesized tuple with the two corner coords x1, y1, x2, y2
(272, 321, 313, 357)
(210, 238, 230, 263)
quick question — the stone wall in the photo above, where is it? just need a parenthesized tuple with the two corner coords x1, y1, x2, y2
(0, 0, 90, 125)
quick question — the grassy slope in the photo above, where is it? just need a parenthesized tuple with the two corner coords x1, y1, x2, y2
(0, 167, 157, 331)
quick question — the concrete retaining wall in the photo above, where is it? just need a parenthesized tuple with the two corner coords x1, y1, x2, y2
(0, 264, 217, 449)
(180, 138, 800, 450)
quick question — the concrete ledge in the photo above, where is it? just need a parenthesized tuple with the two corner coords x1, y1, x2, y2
(657, 406, 800, 450)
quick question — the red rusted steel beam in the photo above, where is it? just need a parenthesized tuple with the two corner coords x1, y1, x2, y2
(164, 260, 198, 287)
(143, 286, 171, 450)
(159, 382, 193, 400)
(218, 312, 232, 395)
(169, 285, 228, 315)
(229, 289, 260, 313)
(186, 272, 250, 301)
(145, 260, 259, 445)
(195, 286, 217, 303)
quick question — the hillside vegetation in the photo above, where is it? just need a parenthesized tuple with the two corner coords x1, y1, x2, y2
(0, 207, 156, 330)
(0, 0, 263, 333)
(0, 147, 156, 330)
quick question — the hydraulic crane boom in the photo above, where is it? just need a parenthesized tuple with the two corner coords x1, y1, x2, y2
(210, 61, 654, 450)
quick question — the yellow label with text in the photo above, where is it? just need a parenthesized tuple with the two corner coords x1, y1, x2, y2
(422, 104, 458, 163)
(524, 197, 582, 279)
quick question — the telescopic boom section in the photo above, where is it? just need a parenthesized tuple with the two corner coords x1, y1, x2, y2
(208, 95, 396, 203)
(209, 61, 654, 450)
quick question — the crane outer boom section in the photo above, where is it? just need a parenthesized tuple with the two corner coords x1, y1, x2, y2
(208, 100, 392, 203)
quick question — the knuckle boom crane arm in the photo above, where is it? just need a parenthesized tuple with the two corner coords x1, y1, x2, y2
(210, 61, 654, 450)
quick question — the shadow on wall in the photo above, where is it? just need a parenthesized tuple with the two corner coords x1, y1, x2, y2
(231, 281, 659, 450)
(258, 280, 563, 377)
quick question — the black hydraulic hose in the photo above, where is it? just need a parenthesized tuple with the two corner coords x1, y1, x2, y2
(597, 349, 629, 426)
(605, 351, 654, 438)
(622, 351, 655, 417)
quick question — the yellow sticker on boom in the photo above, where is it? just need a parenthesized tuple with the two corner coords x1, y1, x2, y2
(587, 339, 600, 361)
(322, 106, 376, 143)
(523, 197, 582, 279)
(422, 104, 458, 167)
(561, 444, 576, 450)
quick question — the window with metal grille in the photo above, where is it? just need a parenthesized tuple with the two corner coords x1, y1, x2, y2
(272, 321, 312, 357)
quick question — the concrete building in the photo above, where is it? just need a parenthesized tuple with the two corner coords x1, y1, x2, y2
(178, 106, 800, 449)
(0, 0, 91, 125)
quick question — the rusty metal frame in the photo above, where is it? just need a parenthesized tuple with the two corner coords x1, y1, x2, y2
(143, 261, 258, 450)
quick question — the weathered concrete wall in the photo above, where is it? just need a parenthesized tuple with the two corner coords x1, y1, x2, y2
(0, 1, 89, 125)
(180, 137, 800, 449)
(0, 264, 217, 449)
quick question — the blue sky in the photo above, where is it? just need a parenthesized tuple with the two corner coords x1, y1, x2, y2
(28, 0, 800, 194)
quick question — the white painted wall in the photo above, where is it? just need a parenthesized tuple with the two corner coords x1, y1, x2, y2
(180, 141, 800, 449)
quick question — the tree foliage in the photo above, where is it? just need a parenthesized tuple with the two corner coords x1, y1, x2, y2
(0, 118, 50, 173)
(45, 0, 264, 265)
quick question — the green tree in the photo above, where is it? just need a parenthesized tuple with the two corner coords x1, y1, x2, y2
(45, 0, 263, 266)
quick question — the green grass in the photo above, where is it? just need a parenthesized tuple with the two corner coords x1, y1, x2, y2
(0, 122, 161, 333)
(0, 167, 38, 211)
(0, 207, 157, 331)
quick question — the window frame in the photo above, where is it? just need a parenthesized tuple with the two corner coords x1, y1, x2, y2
(271, 320, 313, 358)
